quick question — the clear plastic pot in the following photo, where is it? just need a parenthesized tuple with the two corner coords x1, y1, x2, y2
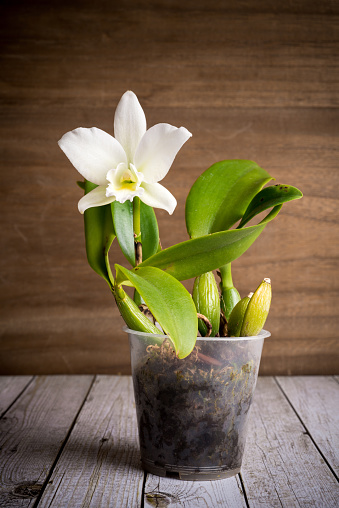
(126, 328, 270, 481)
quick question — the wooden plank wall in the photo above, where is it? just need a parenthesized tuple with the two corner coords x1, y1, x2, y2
(0, 0, 338, 375)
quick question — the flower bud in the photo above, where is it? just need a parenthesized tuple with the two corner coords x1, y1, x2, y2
(240, 278, 272, 336)
(227, 292, 253, 337)
(220, 286, 241, 321)
(114, 285, 160, 335)
(193, 272, 220, 337)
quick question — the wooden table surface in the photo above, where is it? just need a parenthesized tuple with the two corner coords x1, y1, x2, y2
(0, 375, 338, 507)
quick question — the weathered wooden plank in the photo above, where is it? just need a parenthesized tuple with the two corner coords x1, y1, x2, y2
(0, 375, 93, 507)
(37, 376, 144, 508)
(0, 376, 33, 417)
(276, 376, 339, 477)
(241, 377, 339, 507)
(144, 473, 247, 508)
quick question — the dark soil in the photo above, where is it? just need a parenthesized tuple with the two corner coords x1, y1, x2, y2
(132, 340, 259, 473)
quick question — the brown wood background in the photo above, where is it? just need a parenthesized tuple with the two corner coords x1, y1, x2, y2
(1, 0, 338, 375)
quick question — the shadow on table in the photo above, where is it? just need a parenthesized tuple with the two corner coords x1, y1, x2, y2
(60, 434, 144, 475)
(11, 428, 145, 479)
(2, 432, 144, 504)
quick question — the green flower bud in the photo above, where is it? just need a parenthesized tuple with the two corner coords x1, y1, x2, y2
(114, 285, 160, 335)
(240, 278, 272, 336)
(193, 272, 220, 337)
(220, 286, 241, 321)
(227, 292, 253, 337)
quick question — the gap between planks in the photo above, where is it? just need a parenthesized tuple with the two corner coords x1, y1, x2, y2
(0, 376, 35, 418)
(275, 375, 339, 480)
(33, 376, 97, 507)
(0, 376, 94, 508)
(36, 376, 144, 508)
(241, 377, 339, 508)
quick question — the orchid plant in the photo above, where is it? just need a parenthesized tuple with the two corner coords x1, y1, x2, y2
(59, 91, 302, 359)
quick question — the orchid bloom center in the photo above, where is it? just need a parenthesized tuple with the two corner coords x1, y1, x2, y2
(105, 162, 144, 203)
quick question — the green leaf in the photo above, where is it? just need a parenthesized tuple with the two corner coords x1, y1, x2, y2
(140, 207, 281, 281)
(185, 160, 272, 238)
(84, 181, 115, 288)
(115, 265, 198, 359)
(112, 200, 160, 266)
(140, 201, 160, 260)
(238, 184, 303, 228)
(112, 201, 135, 266)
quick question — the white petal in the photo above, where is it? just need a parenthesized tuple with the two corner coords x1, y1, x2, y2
(58, 127, 127, 186)
(114, 91, 146, 163)
(134, 123, 192, 184)
(78, 186, 115, 214)
(140, 182, 177, 215)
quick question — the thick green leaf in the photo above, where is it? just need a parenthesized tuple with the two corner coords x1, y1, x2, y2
(115, 265, 198, 358)
(238, 184, 303, 228)
(185, 160, 272, 238)
(140, 201, 160, 260)
(84, 181, 115, 288)
(112, 200, 159, 266)
(111, 201, 135, 266)
(140, 207, 281, 281)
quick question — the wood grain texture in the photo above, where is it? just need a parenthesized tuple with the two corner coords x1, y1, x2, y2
(37, 376, 144, 508)
(276, 376, 339, 477)
(241, 377, 339, 507)
(0, 376, 33, 416)
(0, 0, 338, 374)
(0, 375, 338, 506)
(144, 474, 247, 507)
(0, 375, 93, 507)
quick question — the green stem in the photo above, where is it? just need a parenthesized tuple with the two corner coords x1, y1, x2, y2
(219, 263, 233, 289)
(133, 197, 142, 265)
(219, 263, 241, 321)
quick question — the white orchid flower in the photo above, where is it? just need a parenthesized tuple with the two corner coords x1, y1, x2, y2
(58, 91, 192, 215)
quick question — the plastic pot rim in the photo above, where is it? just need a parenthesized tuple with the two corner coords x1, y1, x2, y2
(123, 326, 271, 342)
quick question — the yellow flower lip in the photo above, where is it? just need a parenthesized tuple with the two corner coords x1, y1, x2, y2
(120, 169, 136, 184)
(105, 162, 145, 202)
(118, 181, 138, 191)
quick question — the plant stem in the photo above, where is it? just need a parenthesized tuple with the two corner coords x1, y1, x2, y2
(133, 197, 142, 265)
(219, 263, 241, 322)
(219, 263, 233, 289)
